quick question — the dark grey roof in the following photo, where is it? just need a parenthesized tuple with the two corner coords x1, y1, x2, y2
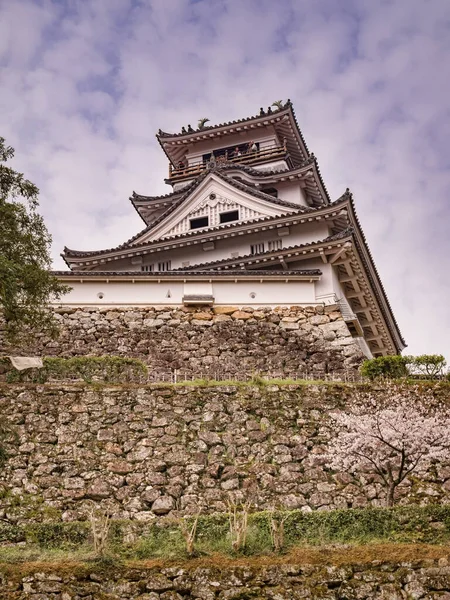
(64, 171, 319, 259)
(156, 101, 310, 170)
(156, 100, 302, 141)
(54, 269, 322, 278)
(174, 231, 354, 272)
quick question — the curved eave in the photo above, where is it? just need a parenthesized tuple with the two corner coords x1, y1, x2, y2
(156, 103, 310, 168)
(175, 232, 353, 272)
(53, 269, 322, 282)
(123, 171, 312, 248)
(345, 198, 406, 351)
(62, 197, 349, 267)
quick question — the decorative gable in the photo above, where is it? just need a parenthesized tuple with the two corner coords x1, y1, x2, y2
(131, 173, 293, 245)
(161, 193, 267, 238)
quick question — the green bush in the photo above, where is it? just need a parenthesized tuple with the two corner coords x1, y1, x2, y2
(5, 356, 148, 384)
(361, 354, 447, 381)
(360, 355, 410, 380)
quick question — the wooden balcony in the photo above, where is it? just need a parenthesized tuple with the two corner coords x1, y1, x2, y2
(167, 143, 289, 183)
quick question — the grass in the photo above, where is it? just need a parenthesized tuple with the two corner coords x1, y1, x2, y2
(1, 378, 449, 390)
(1, 544, 449, 579)
(2, 505, 450, 565)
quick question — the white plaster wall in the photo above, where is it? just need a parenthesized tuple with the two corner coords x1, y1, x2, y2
(276, 181, 309, 207)
(287, 259, 344, 304)
(55, 279, 316, 306)
(252, 161, 289, 172)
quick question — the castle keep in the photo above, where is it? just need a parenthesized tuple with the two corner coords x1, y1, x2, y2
(55, 101, 404, 363)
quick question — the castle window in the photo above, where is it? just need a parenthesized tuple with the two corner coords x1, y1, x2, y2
(158, 261, 171, 271)
(250, 243, 265, 254)
(219, 210, 239, 224)
(268, 239, 282, 251)
(141, 264, 154, 272)
(190, 216, 209, 229)
(262, 187, 278, 198)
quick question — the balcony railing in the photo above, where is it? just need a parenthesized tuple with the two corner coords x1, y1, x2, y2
(168, 143, 289, 182)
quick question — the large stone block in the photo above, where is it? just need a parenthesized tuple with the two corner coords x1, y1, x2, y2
(213, 306, 239, 314)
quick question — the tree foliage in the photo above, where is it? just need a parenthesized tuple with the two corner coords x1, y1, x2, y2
(361, 354, 447, 380)
(0, 137, 69, 341)
(322, 386, 450, 506)
(409, 355, 447, 379)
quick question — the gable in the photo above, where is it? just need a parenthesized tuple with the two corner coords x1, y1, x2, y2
(130, 174, 295, 245)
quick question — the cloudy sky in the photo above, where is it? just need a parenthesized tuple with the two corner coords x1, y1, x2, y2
(1, 0, 449, 359)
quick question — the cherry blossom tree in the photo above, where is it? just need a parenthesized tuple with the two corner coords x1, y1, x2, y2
(323, 387, 450, 506)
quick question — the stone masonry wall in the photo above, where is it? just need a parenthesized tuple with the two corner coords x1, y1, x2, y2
(1, 383, 449, 523)
(2, 558, 450, 599)
(1, 304, 365, 377)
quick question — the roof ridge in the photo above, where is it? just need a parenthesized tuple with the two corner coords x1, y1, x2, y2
(53, 268, 322, 277)
(157, 101, 293, 139)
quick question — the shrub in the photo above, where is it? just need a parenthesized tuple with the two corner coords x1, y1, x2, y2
(360, 355, 410, 380)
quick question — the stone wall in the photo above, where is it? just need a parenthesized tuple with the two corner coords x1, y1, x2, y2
(1, 383, 449, 522)
(2, 557, 450, 599)
(1, 304, 365, 377)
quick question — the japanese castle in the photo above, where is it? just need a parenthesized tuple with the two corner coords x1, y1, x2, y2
(59, 100, 405, 358)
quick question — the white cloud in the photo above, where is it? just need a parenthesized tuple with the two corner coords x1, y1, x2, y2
(1, 0, 449, 360)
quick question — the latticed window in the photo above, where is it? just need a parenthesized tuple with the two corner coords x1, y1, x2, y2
(268, 239, 282, 251)
(250, 243, 265, 254)
(158, 261, 171, 271)
(141, 264, 154, 272)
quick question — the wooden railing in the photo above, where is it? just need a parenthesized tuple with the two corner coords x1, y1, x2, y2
(168, 143, 288, 182)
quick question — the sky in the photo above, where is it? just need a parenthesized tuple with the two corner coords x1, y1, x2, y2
(1, 0, 449, 360)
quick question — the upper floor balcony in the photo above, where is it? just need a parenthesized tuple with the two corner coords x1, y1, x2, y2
(167, 141, 290, 184)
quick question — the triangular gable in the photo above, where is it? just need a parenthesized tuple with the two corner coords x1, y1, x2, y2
(130, 173, 297, 245)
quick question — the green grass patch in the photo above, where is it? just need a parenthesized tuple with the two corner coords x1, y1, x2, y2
(1, 505, 450, 564)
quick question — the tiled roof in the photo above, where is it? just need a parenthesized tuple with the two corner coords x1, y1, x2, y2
(156, 101, 310, 170)
(64, 172, 319, 260)
(342, 190, 406, 348)
(174, 230, 354, 272)
(64, 195, 349, 260)
(125, 170, 309, 245)
(157, 100, 300, 140)
(131, 189, 183, 203)
(53, 269, 322, 278)
(130, 160, 314, 207)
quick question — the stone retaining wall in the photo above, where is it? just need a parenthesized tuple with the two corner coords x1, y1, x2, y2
(1, 304, 365, 377)
(2, 559, 450, 599)
(1, 383, 449, 522)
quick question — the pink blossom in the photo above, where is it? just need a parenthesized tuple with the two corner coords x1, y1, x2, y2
(322, 385, 450, 506)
